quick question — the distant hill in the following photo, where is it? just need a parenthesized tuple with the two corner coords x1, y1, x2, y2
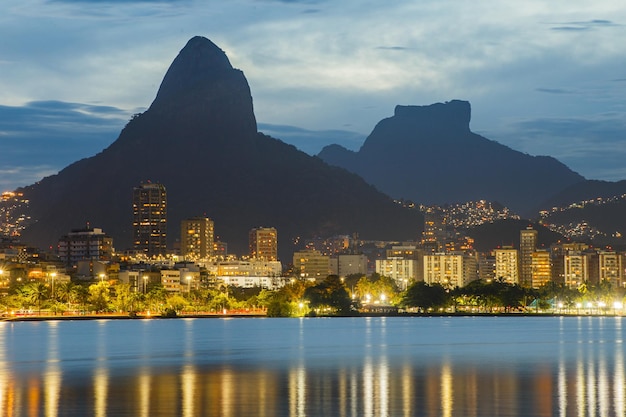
(536, 179, 626, 211)
(318, 101, 584, 216)
(17, 36, 421, 259)
(465, 219, 567, 253)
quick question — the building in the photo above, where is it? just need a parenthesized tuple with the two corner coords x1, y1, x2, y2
(57, 227, 113, 266)
(494, 247, 519, 284)
(422, 208, 445, 252)
(597, 251, 623, 288)
(335, 254, 368, 277)
(531, 250, 552, 288)
(293, 249, 331, 281)
(133, 182, 167, 257)
(376, 257, 419, 288)
(181, 217, 214, 260)
(564, 252, 588, 288)
(423, 252, 477, 288)
(214, 259, 282, 277)
(519, 227, 538, 287)
(218, 275, 285, 290)
(249, 227, 278, 261)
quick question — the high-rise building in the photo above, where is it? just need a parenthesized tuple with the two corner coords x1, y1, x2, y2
(57, 227, 113, 266)
(494, 247, 519, 284)
(180, 217, 214, 260)
(564, 252, 588, 288)
(531, 250, 552, 288)
(422, 208, 445, 252)
(293, 249, 331, 281)
(132, 182, 167, 257)
(423, 252, 477, 288)
(520, 227, 538, 287)
(249, 227, 278, 260)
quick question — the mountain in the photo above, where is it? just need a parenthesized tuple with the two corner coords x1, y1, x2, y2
(536, 179, 626, 211)
(318, 100, 584, 216)
(17, 36, 421, 259)
(465, 219, 566, 253)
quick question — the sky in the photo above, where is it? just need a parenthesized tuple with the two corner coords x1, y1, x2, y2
(1, 0, 626, 191)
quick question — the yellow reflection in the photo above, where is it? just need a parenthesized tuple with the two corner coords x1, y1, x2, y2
(378, 357, 389, 417)
(363, 356, 373, 417)
(221, 369, 234, 417)
(615, 319, 625, 417)
(441, 361, 453, 417)
(289, 364, 306, 417)
(45, 322, 61, 417)
(137, 367, 151, 417)
(402, 366, 413, 417)
(0, 323, 7, 415)
(94, 367, 108, 417)
(181, 364, 196, 417)
(558, 356, 567, 417)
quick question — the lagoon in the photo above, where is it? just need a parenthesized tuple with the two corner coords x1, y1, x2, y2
(1, 316, 624, 416)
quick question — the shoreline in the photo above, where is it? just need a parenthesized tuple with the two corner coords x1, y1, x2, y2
(2, 311, 623, 322)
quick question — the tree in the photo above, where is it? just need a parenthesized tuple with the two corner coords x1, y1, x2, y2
(88, 281, 111, 312)
(401, 281, 448, 312)
(22, 282, 49, 314)
(304, 275, 352, 315)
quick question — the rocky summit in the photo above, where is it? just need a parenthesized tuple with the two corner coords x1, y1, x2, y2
(17, 36, 420, 258)
(318, 100, 585, 215)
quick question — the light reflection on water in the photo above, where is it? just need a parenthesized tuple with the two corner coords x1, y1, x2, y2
(0, 316, 625, 416)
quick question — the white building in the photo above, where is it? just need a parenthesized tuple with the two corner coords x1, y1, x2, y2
(494, 247, 519, 284)
(217, 276, 286, 290)
(423, 252, 477, 288)
(376, 257, 419, 288)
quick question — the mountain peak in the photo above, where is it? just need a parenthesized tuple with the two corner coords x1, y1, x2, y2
(151, 36, 240, 107)
(145, 35, 257, 137)
(393, 100, 471, 134)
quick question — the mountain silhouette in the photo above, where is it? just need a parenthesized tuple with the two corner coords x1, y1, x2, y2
(318, 100, 585, 216)
(17, 36, 421, 259)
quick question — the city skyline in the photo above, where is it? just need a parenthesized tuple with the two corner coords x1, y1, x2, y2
(1, 1, 626, 191)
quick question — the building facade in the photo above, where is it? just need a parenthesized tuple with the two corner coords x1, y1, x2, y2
(494, 247, 519, 284)
(293, 249, 331, 281)
(423, 252, 477, 288)
(133, 182, 167, 257)
(249, 227, 278, 261)
(519, 227, 538, 287)
(57, 227, 113, 266)
(180, 217, 214, 260)
(531, 250, 552, 288)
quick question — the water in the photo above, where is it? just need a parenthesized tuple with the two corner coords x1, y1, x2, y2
(0, 316, 624, 416)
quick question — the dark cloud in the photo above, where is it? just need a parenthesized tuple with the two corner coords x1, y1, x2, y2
(258, 123, 364, 155)
(483, 113, 626, 181)
(550, 19, 618, 31)
(376, 46, 411, 51)
(0, 101, 130, 190)
(48, 0, 187, 3)
(535, 88, 576, 94)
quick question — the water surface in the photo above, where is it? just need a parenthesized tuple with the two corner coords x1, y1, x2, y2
(1, 316, 624, 416)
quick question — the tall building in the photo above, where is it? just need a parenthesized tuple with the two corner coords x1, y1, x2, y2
(520, 227, 538, 287)
(132, 182, 167, 257)
(564, 252, 588, 288)
(422, 208, 445, 252)
(180, 217, 214, 260)
(57, 227, 113, 266)
(494, 247, 519, 284)
(249, 227, 278, 261)
(293, 249, 331, 281)
(423, 252, 477, 288)
(597, 251, 623, 288)
(531, 250, 552, 288)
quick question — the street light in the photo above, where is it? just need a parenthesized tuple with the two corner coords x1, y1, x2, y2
(143, 275, 148, 294)
(186, 276, 192, 296)
(51, 272, 57, 300)
(99, 273, 105, 282)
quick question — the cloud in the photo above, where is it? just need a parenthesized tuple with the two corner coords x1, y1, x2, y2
(550, 19, 618, 31)
(0, 101, 130, 190)
(481, 112, 626, 181)
(535, 88, 576, 94)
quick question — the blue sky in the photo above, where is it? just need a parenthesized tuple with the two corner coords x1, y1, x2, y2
(1, 0, 625, 191)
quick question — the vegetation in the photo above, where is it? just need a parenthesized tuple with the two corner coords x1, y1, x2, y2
(2, 274, 625, 318)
